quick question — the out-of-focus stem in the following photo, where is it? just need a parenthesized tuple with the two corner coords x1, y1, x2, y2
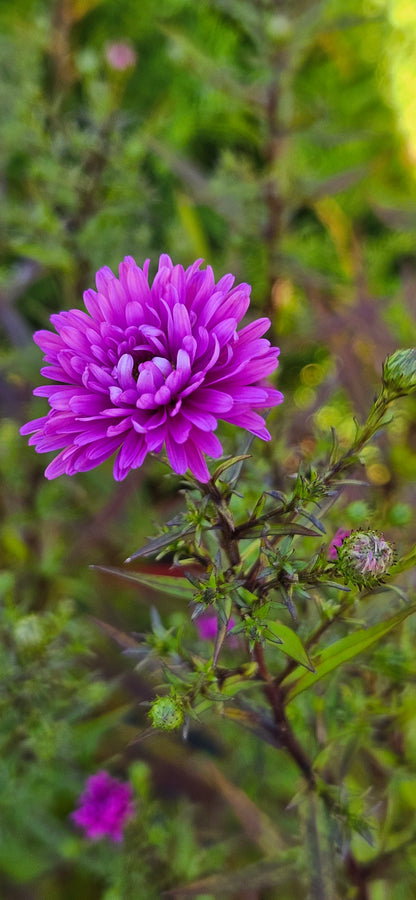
(253, 641, 315, 787)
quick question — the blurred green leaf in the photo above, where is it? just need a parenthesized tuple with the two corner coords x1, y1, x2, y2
(284, 605, 416, 701)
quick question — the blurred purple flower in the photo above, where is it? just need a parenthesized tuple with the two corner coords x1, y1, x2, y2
(71, 771, 134, 842)
(21, 255, 283, 482)
(105, 41, 137, 71)
(196, 614, 236, 641)
(328, 528, 351, 561)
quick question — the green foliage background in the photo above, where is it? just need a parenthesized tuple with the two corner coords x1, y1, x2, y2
(2, 0, 416, 897)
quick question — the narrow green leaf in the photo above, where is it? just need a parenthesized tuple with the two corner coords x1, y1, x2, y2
(219, 676, 259, 697)
(317, 580, 351, 591)
(284, 604, 416, 701)
(266, 621, 315, 672)
(211, 454, 252, 482)
(125, 526, 194, 561)
(91, 565, 195, 599)
(296, 508, 326, 534)
(241, 523, 321, 540)
(91, 617, 139, 649)
(269, 523, 322, 537)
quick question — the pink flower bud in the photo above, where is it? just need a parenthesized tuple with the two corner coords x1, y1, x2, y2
(105, 41, 137, 72)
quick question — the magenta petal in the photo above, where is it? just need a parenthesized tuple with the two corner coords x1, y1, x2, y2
(185, 441, 211, 482)
(190, 429, 222, 457)
(20, 416, 48, 436)
(191, 388, 233, 414)
(166, 436, 188, 474)
(182, 404, 218, 431)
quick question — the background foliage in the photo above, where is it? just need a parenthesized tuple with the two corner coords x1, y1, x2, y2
(2, 0, 416, 897)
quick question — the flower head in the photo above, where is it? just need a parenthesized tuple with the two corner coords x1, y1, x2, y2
(336, 530, 394, 588)
(21, 256, 283, 483)
(71, 771, 135, 842)
(328, 528, 351, 561)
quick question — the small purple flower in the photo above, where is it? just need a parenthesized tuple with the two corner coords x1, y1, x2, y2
(196, 614, 236, 641)
(328, 528, 351, 561)
(71, 771, 135, 842)
(21, 256, 283, 483)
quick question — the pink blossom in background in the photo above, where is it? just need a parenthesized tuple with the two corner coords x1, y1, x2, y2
(21, 255, 283, 483)
(105, 41, 137, 71)
(328, 528, 351, 561)
(71, 771, 135, 842)
(196, 615, 236, 641)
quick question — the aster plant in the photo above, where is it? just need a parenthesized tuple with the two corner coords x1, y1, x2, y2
(21, 260, 416, 898)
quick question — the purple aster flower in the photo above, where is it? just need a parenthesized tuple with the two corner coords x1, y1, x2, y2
(196, 614, 236, 641)
(21, 255, 283, 483)
(328, 528, 351, 561)
(71, 771, 135, 842)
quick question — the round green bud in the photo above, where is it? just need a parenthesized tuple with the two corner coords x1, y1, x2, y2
(149, 696, 184, 731)
(337, 530, 394, 588)
(265, 13, 293, 44)
(382, 348, 416, 395)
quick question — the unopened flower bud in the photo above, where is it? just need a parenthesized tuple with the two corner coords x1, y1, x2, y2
(382, 348, 416, 395)
(149, 696, 184, 731)
(336, 530, 394, 588)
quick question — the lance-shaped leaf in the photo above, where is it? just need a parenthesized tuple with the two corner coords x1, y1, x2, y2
(284, 604, 416, 702)
(125, 526, 195, 561)
(239, 523, 322, 540)
(91, 565, 195, 599)
(296, 508, 326, 534)
(218, 662, 259, 697)
(266, 621, 315, 672)
(91, 616, 140, 650)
